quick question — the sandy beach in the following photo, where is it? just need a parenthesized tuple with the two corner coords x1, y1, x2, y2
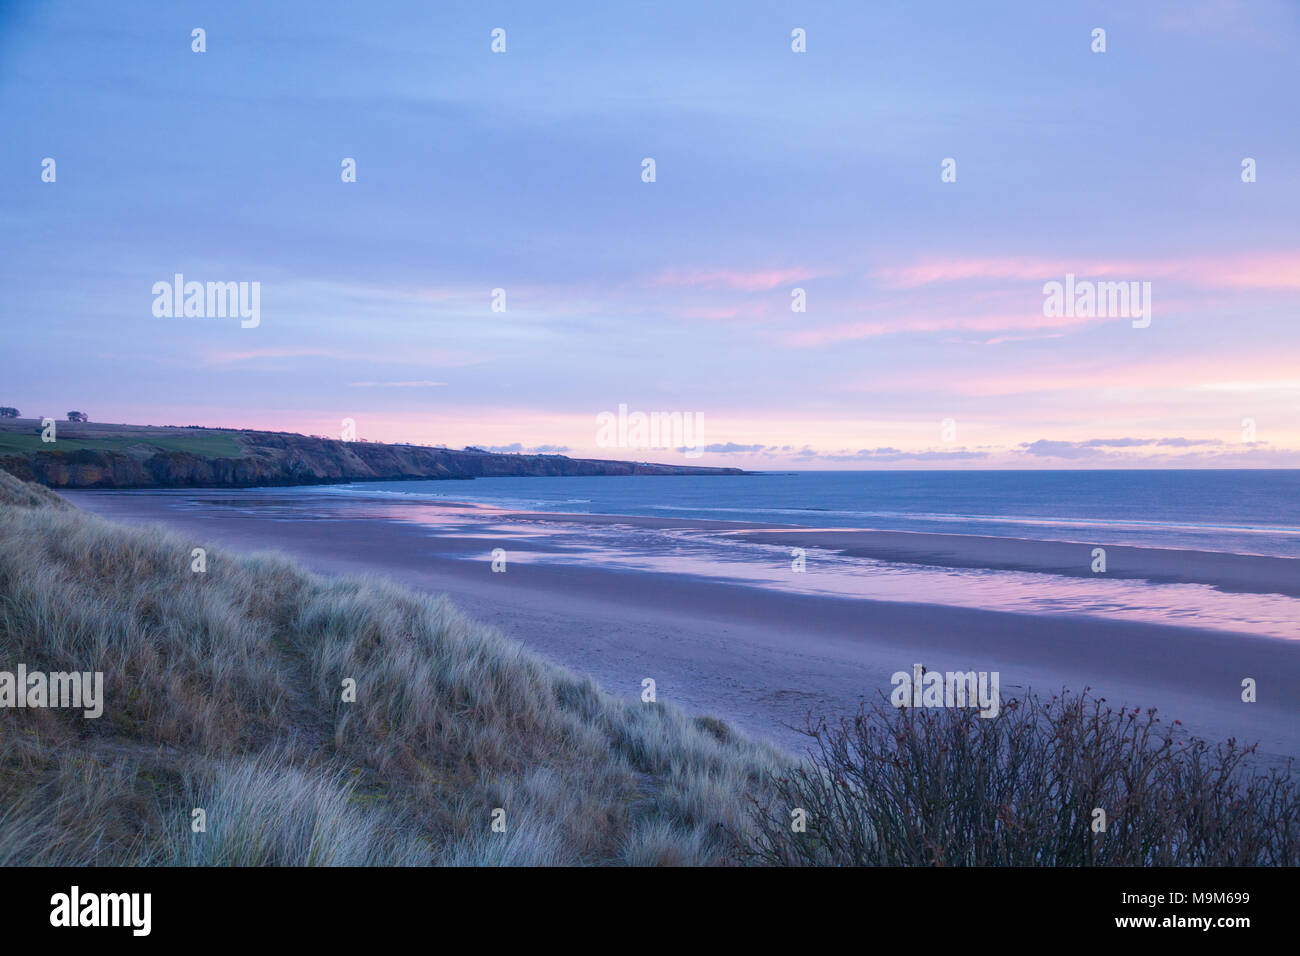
(727, 528, 1300, 597)
(65, 489, 1300, 765)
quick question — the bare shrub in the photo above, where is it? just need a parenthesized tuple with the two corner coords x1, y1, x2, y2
(743, 691, 1300, 866)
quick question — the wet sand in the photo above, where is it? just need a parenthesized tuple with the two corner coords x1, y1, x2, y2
(725, 527, 1300, 597)
(65, 490, 1300, 764)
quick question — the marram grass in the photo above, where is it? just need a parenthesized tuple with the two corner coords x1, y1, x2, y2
(0, 470, 783, 865)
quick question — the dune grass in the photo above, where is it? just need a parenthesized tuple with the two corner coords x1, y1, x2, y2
(0, 470, 783, 865)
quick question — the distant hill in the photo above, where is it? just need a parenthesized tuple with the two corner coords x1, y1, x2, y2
(0, 419, 745, 489)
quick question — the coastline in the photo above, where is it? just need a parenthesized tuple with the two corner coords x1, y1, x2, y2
(64, 488, 1300, 766)
(0, 418, 747, 489)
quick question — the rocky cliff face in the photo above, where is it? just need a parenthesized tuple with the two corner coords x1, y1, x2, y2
(0, 429, 744, 489)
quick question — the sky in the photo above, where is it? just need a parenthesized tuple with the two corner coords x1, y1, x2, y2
(2, 0, 1298, 469)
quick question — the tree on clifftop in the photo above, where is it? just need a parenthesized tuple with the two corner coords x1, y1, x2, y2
(0, 407, 18, 418)
(66, 411, 88, 423)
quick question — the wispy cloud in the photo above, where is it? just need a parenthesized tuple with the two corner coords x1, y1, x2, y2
(346, 380, 447, 388)
(483, 443, 571, 454)
(694, 442, 769, 454)
(816, 447, 991, 463)
(652, 266, 822, 292)
(783, 310, 1089, 348)
(874, 253, 1300, 291)
(1020, 437, 1239, 459)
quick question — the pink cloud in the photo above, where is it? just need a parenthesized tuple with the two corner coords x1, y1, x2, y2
(782, 308, 1099, 348)
(203, 346, 353, 364)
(680, 306, 744, 320)
(874, 252, 1300, 290)
(769, 252, 1300, 347)
(652, 266, 819, 292)
(203, 346, 482, 367)
(845, 350, 1300, 399)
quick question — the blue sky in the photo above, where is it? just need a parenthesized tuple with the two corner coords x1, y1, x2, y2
(2, 0, 1298, 467)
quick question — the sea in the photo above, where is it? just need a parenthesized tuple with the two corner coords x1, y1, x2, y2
(138, 470, 1300, 640)
(306, 470, 1300, 558)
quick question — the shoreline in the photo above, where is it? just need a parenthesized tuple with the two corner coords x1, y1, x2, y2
(724, 527, 1300, 597)
(307, 498, 1300, 597)
(64, 488, 1300, 765)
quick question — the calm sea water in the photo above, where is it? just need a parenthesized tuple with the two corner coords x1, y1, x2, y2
(126, 470, 1300, 638)
(322, 470, 1300, 558)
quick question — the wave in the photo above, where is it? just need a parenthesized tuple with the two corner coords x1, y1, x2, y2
(646, 504, 1300, 537)
(299, 484, 594, 509)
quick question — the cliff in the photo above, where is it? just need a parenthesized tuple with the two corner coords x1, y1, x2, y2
(0, 419, 744, 489)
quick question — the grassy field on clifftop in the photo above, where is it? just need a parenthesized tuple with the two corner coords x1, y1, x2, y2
(0, 425, 245, 458)
(0, 418, 746, 488)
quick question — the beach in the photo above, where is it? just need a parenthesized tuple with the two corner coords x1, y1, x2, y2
(64, 487, 1300, 765)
